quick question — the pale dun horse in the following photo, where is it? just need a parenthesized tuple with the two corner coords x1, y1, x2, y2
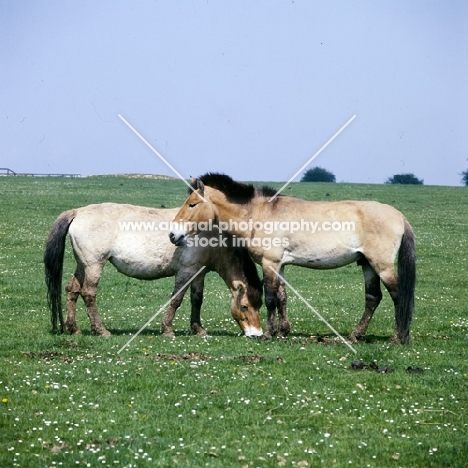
(169, 173, 416, 344)
(44, 203, 263, 337)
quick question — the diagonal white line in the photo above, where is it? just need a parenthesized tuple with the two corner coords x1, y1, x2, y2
(118, 114, 206, 202)
(269, 267, 357, 354)
(268, 115, 356, 202)
(117, 266, 206, 354)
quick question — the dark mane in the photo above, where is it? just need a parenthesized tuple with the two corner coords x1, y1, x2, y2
(190, 172, 280, 204)
(257, 185, 279, 198)
(234, 246, 263, 309)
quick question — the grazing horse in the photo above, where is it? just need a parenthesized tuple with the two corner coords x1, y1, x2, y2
(44, 203, 263, 337)
(169, 173, 416, 344)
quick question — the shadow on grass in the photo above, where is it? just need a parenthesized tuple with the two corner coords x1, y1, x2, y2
(106, 328, 240, 338)
(283, 331, 392, 345)
(50, 328, 392, 344)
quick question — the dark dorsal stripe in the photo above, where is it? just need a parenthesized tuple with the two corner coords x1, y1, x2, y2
(190, 172, 280, 204)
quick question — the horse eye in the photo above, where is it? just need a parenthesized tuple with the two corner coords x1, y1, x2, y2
(189, 203, 197, 208)
(240, 305, 248, 311)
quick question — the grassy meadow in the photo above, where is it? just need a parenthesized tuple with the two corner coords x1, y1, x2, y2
(0, 175, 467, 467)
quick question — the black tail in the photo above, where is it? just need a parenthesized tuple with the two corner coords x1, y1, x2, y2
(44, 210, 76, 332)
(397, 219, 416, 344)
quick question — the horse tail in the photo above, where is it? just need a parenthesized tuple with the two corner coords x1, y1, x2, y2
(397, 219, 416, 344)
(44, 210, 77, 333)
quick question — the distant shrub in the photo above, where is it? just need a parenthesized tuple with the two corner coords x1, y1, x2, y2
(461, 169, 468, 186)
(301, 167, 336, 183)
(385, 173, 423, 185)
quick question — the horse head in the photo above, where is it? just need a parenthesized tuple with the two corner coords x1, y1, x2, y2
(231, 282, 263, 337)
(169, 177, 217, 246)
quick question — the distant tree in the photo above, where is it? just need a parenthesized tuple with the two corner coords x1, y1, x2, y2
(461, 169, 468, 186)
(301, 166, 336, 183)
(385, 173, 423, 185)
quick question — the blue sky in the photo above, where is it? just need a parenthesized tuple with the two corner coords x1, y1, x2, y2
(1, 1, 467, 185)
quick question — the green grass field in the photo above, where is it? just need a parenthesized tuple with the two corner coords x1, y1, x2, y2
(0, 175, 467, 467)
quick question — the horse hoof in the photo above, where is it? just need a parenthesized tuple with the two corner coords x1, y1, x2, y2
(348, 333, 360, 343)
(191, 326, 208, 337)
(260, 333, 271, 341)
(388, 337, 402, 345)
(161, 331, 175, 338)
(279, 323, 291, 337)
(93, 329, 111, 337)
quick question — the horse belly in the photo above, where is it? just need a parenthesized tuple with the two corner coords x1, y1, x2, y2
(109, 237, 177, 280)
(283, 244, 361, 270)
(109, 256, 175, 279)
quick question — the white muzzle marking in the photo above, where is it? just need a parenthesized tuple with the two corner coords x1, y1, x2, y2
(243, 325, 263, 337)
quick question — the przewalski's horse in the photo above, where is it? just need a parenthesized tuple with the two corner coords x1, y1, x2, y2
(169, 173, 416, 344)
(44, 203, 263, 338)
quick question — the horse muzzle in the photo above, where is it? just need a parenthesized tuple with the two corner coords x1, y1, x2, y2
(243, 326, 264, 338)
(168, 231, 187, 246)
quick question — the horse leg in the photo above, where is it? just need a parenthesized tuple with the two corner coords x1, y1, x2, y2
(65, 272, 82, 335)
(276, 272, 290, 338)
(80, 265, 110, 336)
(262, 264, 280, 338)
(160, 292, 185, 338)
(189, 275, 207, 336)
(379, 268, 400, 344)
(349, 260, 382, 342)
(160, 272, 194, 337)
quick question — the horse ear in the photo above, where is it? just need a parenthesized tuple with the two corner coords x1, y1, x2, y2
(189, 176, 204, 197)
(196, 179, 205, 195)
